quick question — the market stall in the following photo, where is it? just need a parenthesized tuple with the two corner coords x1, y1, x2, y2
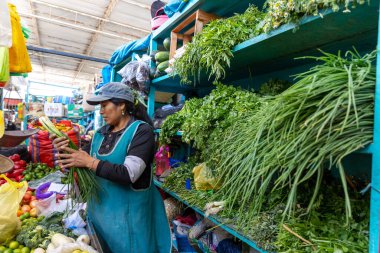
(1, 0, 380, 252)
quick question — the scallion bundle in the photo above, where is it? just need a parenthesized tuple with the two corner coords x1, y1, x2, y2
(39, 116, 100, 203)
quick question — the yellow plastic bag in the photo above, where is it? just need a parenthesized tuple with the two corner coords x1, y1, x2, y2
(8, 3, 32, 73)
(192, 163, 220, 191)
(0, 110, 4, 138)
(0, 175, 28, 243)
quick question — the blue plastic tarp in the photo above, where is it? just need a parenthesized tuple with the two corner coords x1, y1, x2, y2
(109, 34, 151, 66)
(96, 64, 112, 90)
(164, 0, 189, 18)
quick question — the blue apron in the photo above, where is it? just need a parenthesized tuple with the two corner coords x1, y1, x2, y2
(88, 121, 171, 253)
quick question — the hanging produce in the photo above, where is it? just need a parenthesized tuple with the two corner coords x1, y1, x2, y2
(39, 116, 100, 204)
(212, 49, 375, 225)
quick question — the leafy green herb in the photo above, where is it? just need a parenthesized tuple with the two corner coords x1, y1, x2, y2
(173, 6, 265, 84)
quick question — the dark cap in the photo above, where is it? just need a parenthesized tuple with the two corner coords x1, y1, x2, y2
(86, 82, 135, 105)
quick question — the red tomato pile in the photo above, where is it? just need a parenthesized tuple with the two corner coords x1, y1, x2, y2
(0, 154, 27, 184)
(18, 190, 39, 219)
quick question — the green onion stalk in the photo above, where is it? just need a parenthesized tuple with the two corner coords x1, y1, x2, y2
(211, 49, 375, 225)
(39, 116, 100, 204)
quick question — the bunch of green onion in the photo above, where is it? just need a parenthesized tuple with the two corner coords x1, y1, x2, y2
(39, 116, 100, 203)
(211, 49, 375, 224)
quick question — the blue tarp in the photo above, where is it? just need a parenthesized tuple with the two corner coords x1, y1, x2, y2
(164, 0, 189, 18)
(96, 64, 112, 90)
(109, 34, 151, 66)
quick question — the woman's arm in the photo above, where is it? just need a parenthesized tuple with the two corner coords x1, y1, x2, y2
(95, 124, 155, 185)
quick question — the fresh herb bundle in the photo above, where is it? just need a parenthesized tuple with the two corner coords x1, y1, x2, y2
(173, 6, 265, 84)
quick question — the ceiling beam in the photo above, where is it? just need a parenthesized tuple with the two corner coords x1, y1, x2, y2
(19, 12, 134, 41)
(120, 0, 151, 10)
(74, 0, 119, 80)
(27, 45, 109, 63)
(27, 0, 45, 80)
(30, 0, 150, 33)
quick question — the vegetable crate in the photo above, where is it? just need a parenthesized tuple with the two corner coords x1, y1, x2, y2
(169, 9, 219, 60)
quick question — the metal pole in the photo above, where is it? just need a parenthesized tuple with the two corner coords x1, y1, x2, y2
(26, 45, 109, 63)
(0, 88, 3, 110)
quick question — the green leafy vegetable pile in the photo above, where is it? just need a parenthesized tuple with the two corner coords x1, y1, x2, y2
(159, 83, 263, 159)
(16, 212, 76, 249)
(262, 0, 369, 32)
(173, 6, 265, 84)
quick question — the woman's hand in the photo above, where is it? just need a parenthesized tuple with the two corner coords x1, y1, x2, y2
(56, 147, 98, 170)
(49, 133, 70, 152)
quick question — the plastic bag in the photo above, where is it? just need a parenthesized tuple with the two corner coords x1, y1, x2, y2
(63, 208, 86, 236)
(0, 47, 10, 84)
(47, 242, 98, 253)
(0, 175, 28, 243)
(35, 193, 72, 217)
(118, 55, 150, 92)
(0, 1, 12, 47)
(192, 163, 220, 191)
(8, 3, 32, 73)
(164, 0, 189, 18)
(155, 145, 170, 177)
(28, 171, 66, 190)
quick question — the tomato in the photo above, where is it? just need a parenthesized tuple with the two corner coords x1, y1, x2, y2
(23, 193, 31, 203)
(29, 200, 37, 209)
(17, 209, 23, 217)
(26, 190, 33, 196)
(29, 208, 38, 218)
(18, 160, 26, 167)
(5, 172, 12, 178)
(0, 179, 6, 185)
(30, 196, 37, 201)
(21, 205, 31, 213)
(13, 164, 21, 170)
(10, 154, 20, 162)
(12, 169, 24, 177)
(15, 175, 24, 182)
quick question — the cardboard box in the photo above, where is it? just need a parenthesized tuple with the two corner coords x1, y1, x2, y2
(44, 103, 65, 117)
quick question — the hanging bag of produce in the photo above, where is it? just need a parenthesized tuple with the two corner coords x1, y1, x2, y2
(0, 47, 10, 86)
(8, 3, 32, 73)
(0, 175, 28, 243)
(0, 1, 12, 47)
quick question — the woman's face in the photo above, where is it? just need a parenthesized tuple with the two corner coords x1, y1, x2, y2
(99, 101, 125, 126)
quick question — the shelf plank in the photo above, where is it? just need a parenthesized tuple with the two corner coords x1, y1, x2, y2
(356, 144, 375, 154)
(154, 179, 268, 253)
(151, 3, 378, 91)
(154, 128, 183, 136)
(152, 0, 264, 40)
(230, 2, 378, 74)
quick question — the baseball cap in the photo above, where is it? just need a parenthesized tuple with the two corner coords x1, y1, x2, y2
(86, 82, 135, 105)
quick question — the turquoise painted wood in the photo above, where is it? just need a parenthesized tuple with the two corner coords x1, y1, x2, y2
(369, 3, 380, 252)
(148, 86, 156, 118)
(154, 179, 267, 253)
(154, 128, 183, 136)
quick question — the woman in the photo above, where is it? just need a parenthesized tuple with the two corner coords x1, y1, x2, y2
(52, 82, 171, 253)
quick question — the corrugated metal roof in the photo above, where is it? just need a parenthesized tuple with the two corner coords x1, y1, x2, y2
(7, 0, 154, 90)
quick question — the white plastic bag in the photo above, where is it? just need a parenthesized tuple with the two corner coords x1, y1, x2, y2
(35, 193, 70, 217)
(47, 242, 98, 253)
(0, 2, 12, 47)
(63, 209, 87, 236)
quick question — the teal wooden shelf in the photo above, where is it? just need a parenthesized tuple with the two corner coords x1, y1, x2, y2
(154, 128, 183, 136)
(152, 0, 265, 40)
(154, 179, 268, 253)
(356, 144, 375, 154)
(151, 2, 378, 92)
